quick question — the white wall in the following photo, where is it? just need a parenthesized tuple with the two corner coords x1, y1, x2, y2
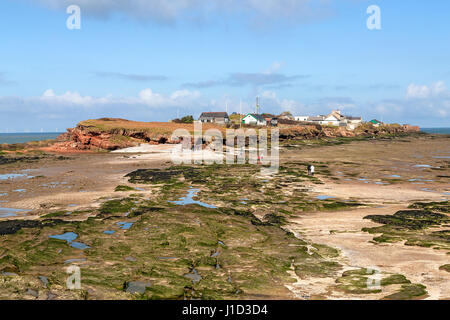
(242, 115, 265, 126)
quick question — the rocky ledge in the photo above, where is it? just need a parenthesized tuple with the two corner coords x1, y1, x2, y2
(46, 118, 421, 152)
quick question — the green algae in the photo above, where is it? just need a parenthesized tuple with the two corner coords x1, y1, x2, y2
(335, 268, 418, 296)
(99, 198, 136, 214)
(383, 284, 427, 300)
(363, 202, 450, 251)
(439, 264, 450, 272)
(114, 185, 137, 192)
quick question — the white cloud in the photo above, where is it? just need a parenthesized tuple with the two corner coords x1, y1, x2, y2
(31, 0, 335, 25)
(372, 81, 450, 125)
(264, 61, 284, 74)
(35, 88, 202, 108)
(406, 81, 448, 99)
(2, 81, 450, 131)
(0, 88, 208, 131)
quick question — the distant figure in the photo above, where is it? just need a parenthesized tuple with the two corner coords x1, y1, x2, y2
(307, 165, 315, 176)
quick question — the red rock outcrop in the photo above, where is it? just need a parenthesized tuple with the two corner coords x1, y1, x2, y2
(45, 119, 422, 152)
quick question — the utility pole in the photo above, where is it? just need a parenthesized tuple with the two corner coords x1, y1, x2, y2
(256, 96, 260, 114)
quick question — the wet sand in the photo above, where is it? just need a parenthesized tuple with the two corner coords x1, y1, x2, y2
(0, 135, 448, 299)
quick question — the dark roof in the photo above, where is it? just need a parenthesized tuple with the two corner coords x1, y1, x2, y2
(309, 116, 325, 121)
(199, 112, 229, 118)
(346, 116, 362, 120)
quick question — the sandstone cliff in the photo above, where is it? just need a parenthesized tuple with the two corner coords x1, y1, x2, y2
(48, 118, 421, 152)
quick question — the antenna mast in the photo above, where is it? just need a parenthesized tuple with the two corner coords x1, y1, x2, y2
(256, 96, 260, 114)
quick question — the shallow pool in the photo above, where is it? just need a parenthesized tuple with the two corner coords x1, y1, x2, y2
(170, 187, 217, 209)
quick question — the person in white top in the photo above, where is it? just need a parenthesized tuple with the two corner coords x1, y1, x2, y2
(307, 165, 315, 176)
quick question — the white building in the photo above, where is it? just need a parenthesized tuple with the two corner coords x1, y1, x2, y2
(242, 114, 266, 126)
(294, 116, 309, 122)
(295, 110, 362, 129)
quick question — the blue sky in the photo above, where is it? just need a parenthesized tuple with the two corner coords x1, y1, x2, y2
(0, 0, 449, 132)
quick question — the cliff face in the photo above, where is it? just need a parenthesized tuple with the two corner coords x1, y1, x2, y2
(47, 118, 421, 152)
(48, 118, 221, 152)
(52, 125, 179, 152)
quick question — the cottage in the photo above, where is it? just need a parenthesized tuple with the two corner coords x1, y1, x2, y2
(241, 114, 266, 126)
(198, 112, 230, 124)
(369, 119, 383, 127)
(295, 110, 362, 129)
(294, 116, 309, 122)
(262, 113, 278, 126)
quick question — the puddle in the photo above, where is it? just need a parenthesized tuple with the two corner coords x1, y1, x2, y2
(420, 188, 434, 192)
(0, 207, 31, 218)
(183, 269, 202, 283)
(50, 232, 78, 242)
(103, 230, 115, 235)
(49, 232, 90, 250)
(13, 189, 26, 193)
(64, 258, 86, 264)
(414, 164, 432, 168)
(134, 187, 145, 191)
(316, 195, 336, 200)
(125, 256, 137, 262)
(38, 276, 49, 287)
(125, 281, 151, 294)
(0, 173, 27, 180)
(443, 192, 450, 196)
(218, 240, 225, 246)
(0, 193, 7, 197)
(170, 187, 217, 209)
(433, 156, 450, 159)
(70, 242, 90, 250)
(387, 175, 401, 178)
(67, 204, 78, 208)
(117, 222, 134, 230)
